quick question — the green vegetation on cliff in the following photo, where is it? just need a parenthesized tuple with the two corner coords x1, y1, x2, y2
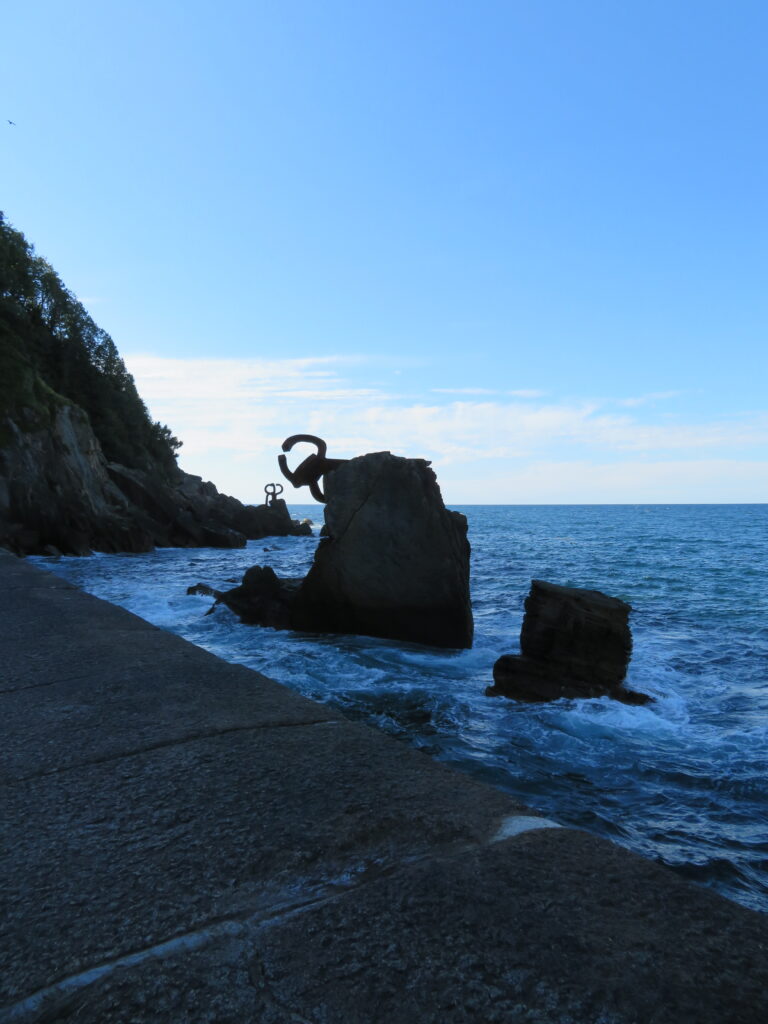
(0, 212, 181, 474)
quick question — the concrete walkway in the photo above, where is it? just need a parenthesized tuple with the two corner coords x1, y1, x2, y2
(1, 549, 766, 1023)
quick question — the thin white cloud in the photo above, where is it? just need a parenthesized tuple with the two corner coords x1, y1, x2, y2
(268, 388, 385, 401)
(126, 354, 405, 393)
(617, 390, 683, 408)
(431, 387, 499, 395)
(125, 353, 360, 402)
(123, 353, 768, 503)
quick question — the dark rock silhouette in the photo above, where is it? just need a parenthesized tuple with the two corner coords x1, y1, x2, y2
(0, 214, 316, 557)
(202, 452, 473, 649)
(292, 452, 473, 648)
(487, 580, 652, 705)
(0, 406, 155, 556)
(0, 403, 311, 556)
(188, 567, 302, 628)
(171, 477, 312, 543)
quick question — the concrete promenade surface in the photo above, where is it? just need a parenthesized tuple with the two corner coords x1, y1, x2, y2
(1, 550, 767, 1024)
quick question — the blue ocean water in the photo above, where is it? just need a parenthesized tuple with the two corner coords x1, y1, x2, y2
(31, 504, 768, 913)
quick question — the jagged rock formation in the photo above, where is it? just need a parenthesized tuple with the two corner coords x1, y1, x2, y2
(0, 402, 311, 556)
(487, 579, 652, 705)
(0, 403, 150, 555)
(188, 566, 303, 629)
(200, 452, 473, 649)
(0, 212, 311, 557)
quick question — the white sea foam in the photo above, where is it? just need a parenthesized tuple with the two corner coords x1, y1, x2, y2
(31, 503, 768, 912)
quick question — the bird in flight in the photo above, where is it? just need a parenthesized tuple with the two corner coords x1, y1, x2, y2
(7, 120, 16, 126)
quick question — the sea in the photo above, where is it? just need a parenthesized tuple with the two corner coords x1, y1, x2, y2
(30, 503, 768, 914)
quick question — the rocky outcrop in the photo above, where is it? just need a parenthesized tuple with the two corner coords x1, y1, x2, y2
(105, 465, 311, 552)
(0, 405, 155, 556)
(173, 476, 312, 541)
(200, 452, 473, 649)
(188, 567, 302, 629)
(487, 580, 652, 705)
(0, 403, 311, 556)
(291, 452, 473, 648)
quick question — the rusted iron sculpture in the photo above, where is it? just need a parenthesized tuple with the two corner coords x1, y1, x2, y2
(263, 482, 284, 507)
(277, 434, 347, 503)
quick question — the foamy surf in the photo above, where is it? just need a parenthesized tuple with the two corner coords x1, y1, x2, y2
(31, 502, 768, 912)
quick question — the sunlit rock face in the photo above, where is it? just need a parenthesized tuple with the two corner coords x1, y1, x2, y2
(291, 452, 474, 649)
(488, 579, 652, 705)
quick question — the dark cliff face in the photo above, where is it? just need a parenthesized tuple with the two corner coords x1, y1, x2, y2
(0, 401, 152, 555)
(0, 213, 309, 556)
(0, 398, 310, 556)
(1, 212, 183, 477)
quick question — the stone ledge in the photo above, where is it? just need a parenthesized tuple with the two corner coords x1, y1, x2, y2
(1, 550, 766, 1023)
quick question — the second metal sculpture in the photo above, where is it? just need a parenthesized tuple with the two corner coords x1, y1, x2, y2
(263, 482, 284, 507)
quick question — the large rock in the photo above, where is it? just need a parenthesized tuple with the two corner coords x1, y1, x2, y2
(195, 452, 473, 648)
(290, 452, 473, 648)
(487, 580, 652, 704)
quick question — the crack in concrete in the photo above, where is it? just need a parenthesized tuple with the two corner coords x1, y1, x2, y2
(1, 810, 569, 1020)
(0, 671, 113, 694)
(0, 652, 266, 695)
(6, 718, 339, 784)
(1, 680, 68, 694)
(0, 867, 385, 1021)
(0, 582, 77, 593)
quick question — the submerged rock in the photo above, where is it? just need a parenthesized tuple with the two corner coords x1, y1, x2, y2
(190, 566, 303, 628)
(487, 579, 652, 705)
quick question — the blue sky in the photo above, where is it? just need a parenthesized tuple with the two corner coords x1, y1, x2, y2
(3, 1, 767, 502)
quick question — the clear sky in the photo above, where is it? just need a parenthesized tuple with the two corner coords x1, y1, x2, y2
(3, 1, 767, 503)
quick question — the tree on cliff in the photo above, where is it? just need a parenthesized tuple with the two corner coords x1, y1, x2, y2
(0, 212, 181, 476)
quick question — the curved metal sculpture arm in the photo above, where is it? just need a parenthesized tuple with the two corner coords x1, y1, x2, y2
(281, 434, 328, 458)
(277, 434, 346, 503)
(277, 452, 298, 487)
(308, 477, 327, 503)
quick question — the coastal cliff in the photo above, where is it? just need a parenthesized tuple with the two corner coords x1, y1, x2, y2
(0, 212, 306, 555)
(0, 397, 309, 555)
